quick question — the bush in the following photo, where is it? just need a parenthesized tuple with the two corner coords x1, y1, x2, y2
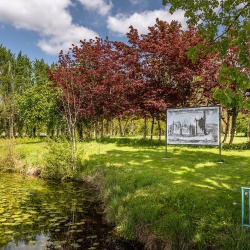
(0, 139, 23, 173)
(223, 141, 250, 150)
(42, 140, 77, 179)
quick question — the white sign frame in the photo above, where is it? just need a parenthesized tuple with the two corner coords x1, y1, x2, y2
(166, 106, 220, 146)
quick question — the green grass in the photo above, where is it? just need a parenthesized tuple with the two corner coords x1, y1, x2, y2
(75, 138, 250, 249)
(1, 136, 250, 249)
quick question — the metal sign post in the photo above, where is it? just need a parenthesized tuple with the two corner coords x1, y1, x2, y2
(163, 112, 170, 159)
(217, 106, 224, 163)
(241, 187, 250, 228)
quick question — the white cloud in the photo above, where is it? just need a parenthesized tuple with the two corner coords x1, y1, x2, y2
(77, 0, 113, 16)
(129, 0, 142, 5)
(0, 0, 99, 55)
(38, 25, 98, 55)
(107, 7, 187, 36)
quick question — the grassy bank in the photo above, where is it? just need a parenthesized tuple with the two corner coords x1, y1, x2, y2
(1, 137, 250, 249)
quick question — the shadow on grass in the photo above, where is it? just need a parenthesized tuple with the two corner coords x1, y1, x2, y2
(82, 144, 250, 212)
(96, 137, 165, 147)
(97, 136, 250, 150)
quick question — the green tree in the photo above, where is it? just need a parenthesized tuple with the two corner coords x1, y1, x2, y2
(13, 51, 33, 136)
(18, 81, 61, 137)
(0, 46, 32, 138)
(0, 46, 16, 138)
(162, 0, 250, 65)
(213, 60, 250, 144)
(18, 60, 61, 137)
(0, 46, 33, 168)
(162, 0, 250, 144)
(236, 112, 250, 136)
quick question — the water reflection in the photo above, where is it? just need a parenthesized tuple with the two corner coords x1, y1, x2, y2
(4, 233, 49, 249)
(0, 173, 138, 250)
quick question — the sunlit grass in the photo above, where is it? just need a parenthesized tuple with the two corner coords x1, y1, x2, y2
(75, 136, 250, 248)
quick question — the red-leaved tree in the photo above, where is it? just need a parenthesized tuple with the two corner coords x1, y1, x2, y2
(122, 19, 220, 138)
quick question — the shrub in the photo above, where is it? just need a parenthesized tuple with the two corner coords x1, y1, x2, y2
(42, 140, 77, 179)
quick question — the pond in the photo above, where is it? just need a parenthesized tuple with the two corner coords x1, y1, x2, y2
(0, 173, 141, 250)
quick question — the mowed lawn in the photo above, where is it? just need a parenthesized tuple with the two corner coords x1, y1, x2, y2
(1, 136, 250, 249)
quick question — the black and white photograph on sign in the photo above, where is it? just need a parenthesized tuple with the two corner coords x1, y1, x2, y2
(167, 106, 220, 145)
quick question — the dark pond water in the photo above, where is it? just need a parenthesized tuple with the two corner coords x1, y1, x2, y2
(0, 173, 142, 250)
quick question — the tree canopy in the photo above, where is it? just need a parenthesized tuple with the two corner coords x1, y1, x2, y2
(162, 0, 250, 66)
(0, 45, 60, 138)
(1, 15, 249, 144)
(162, 0, 250, 144)
(49, 20, 219, 127)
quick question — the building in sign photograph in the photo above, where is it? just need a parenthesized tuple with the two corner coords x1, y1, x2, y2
(167, 106, 220, 145)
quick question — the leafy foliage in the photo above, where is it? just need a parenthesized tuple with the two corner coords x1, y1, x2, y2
(49, 19, 220, 131)
(162, 0, 250, 66)
(162, 0, 250, 145)
(18, 81, 60, 136)
(0, 46, 60, 137)
(43, 140, 78, 179)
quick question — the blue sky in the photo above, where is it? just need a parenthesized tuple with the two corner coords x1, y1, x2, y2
(0, 0, 187, 65)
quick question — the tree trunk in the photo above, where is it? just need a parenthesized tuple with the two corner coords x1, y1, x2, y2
(118, 118, 123, 137)
(105, 118, 110, 137)
(66, 111, 77, 172)
(70, 124, 76, 171)
(229, 107, 238, 145)
(9, 114, 14, 139)
(129, 118, 135, 136)
(222, 110, 230, 145)
(143, 117, 147, 139)
(122, 117, 130, 137)
(33, 126, 36, 138)
(157, 118, 162, 141)
(94, 121, 98, 140)
(110, 119, 115, 136)
(150, 116, 155, 140)
(100, 115, 104, 139)
(76, 122, 83, 141)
